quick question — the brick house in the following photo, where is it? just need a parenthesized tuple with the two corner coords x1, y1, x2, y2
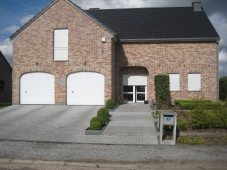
(0, 51, 12, 103)
(10, 0, 219, 105)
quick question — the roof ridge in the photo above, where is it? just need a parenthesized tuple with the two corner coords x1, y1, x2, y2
(85, 6, 193, 11)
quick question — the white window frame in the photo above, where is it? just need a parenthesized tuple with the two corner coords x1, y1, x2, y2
(188, 73, 201, 91)
(168, 73, 180, 91)
(54, 29, 68, 61)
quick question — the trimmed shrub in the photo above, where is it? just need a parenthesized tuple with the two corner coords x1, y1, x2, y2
(177, 118, 187, 131)
(106, 105, 115, 109)
(154, 75, 171, 109)
(174, 100, 219, 110)
(90, 116, 104, 125)
(100, 116, 110, 123)
(97, 107, 109, 117)
(190, 108, 210, 129)
(89, 122, 102, 130)
(106, 99, 117, 107)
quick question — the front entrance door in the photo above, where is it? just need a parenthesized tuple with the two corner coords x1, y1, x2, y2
(123, 85, 146, 103)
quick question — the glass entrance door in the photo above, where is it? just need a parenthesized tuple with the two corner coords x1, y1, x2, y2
(136, 86, 145, 102)
(123, 85, 146, 103)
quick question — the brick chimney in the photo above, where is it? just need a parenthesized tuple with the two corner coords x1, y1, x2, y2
(192, 2, 202, 11)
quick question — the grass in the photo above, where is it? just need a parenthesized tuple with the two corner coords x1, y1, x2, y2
(0, 103, 12, 109)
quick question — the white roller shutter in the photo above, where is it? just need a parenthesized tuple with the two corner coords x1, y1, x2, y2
(54, 29, 68, 61)
(123, 75, 147, 86)
(168, 74, 180, 91)
(20, 73, 55, 104)
(188, 73, 201, 91)
(67, 72, 104, 105)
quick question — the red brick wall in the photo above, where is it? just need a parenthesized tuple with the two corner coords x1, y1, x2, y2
(116, 42, 218, 102)
(12, 0, 115, 104)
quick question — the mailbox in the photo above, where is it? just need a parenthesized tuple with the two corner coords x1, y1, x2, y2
(163, 115, 175, 125)
(160, 112, 177, 145)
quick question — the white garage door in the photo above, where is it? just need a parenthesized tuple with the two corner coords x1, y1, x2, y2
(20, 73, 55, 104)
(67, 72, 104, 105)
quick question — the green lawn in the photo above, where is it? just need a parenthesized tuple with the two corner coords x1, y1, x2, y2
(0, 103, 12, 109)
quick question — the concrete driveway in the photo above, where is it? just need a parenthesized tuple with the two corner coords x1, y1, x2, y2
(0, 104, 158, 145)
(0, 105, 99, 142)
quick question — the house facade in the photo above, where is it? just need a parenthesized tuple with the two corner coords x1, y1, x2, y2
(0, 51, 12, 103)
(10, 0, 219, 105)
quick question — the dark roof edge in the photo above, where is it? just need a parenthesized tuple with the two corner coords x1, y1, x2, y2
(10, 0, 116, 40)
(0, 51, 12, 69)
(66, 0, 116, 36)
(120, 37, 220, 43)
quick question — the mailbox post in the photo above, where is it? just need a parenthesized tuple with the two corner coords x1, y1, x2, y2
(160, 112, 177, 145)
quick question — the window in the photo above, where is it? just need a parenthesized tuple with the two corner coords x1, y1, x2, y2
(0, 81, 4, 91)
(54, 29, 68, 61)
(188, 73, 201, 91)
(168, 74, 180, 91)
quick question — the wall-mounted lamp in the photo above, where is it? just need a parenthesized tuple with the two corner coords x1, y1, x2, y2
(84, 61, 86, 66)
(102, 37, 106, 42)
(36, 62, 38, 66)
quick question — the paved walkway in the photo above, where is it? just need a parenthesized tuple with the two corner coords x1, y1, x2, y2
(103, 104, 158, 140)
(0, 104, 158, 145)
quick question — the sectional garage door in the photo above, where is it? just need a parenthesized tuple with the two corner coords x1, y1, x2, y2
(67, 72, 104, 105)
(20, 73, 55, 104)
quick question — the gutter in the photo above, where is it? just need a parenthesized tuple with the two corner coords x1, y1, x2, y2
(120, 37, 220, 43)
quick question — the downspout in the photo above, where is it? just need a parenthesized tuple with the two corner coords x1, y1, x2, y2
(11, 39, 14, 105)
(216, 41, 219, 101)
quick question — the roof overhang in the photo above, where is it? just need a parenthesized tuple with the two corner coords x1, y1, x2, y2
(120, 37, 220, 43)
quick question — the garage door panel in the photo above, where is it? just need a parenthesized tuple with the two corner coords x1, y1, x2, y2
(21, 96, 54, 105)
(21, 87, 54, 96)
(20, 73, 55, 104)
(67, 72, 104, 105)
(67, 96, 103, 105)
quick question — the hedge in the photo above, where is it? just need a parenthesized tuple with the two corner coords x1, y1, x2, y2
(174, 100, 219, 110)
(154, 75, 171, 109)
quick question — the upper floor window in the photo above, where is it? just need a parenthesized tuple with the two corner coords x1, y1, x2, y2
(168, 73, 180, 91)
(188, 73, 201, 91)
(54, 29, 68, 61)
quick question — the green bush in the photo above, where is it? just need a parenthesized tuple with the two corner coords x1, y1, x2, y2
(177, 118, 187, 131)
(174, 100, 219, 110)
(154, 75, 171, 109)
(89, 122, 102, 130)
(97, 107, 109, 117)
(100, 116, 110, 123)
(219, 77, 227, 101)
(190, 108, 210, 129)
(90, 116, 104, 125)
(177, 136, 206, 145)
(106, 99, 117, 106)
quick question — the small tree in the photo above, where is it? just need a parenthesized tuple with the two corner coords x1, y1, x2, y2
(154, 75, 171, 109)
(219, 76, 227, 101)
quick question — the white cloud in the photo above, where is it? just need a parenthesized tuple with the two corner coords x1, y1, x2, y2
(0, 25, 20, 34)
(219, 50, 227, 62)
(20, 15, 34, 25)
(209, 13, 227, 48)
(0, 38, 12, 66)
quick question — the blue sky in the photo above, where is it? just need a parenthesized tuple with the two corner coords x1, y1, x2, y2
(0, 0, 227, 75)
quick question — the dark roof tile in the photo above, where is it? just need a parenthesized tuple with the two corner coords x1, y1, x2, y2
(86, 7, 219, 40)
